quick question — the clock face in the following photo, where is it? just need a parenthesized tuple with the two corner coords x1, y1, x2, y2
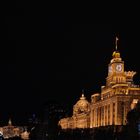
(116, 64, 122, 72)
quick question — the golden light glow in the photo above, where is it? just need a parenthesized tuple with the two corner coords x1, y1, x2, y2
(115, 37, 119, 50)
(0, 119, 29, 139)
(59, 41, 140, 129)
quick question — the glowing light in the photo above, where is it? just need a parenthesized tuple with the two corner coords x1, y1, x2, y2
(115, 37, 119, 50)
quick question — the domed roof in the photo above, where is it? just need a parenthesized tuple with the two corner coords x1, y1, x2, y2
(73, 94, 90, 115)
(75, 94, 89, 108)
(112, 51, 120, 58)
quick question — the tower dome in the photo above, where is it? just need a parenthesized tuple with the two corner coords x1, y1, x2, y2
(76, 94, 89, 107)
(112, 50, 121, 58)
(73, 93, 90, 115)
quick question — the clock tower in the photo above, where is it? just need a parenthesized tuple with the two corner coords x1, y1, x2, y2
(59, 37, 140, 129)
(106, 37, 126, 86)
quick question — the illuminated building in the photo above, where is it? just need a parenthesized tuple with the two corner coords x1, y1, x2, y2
(59, 93, 90, 129)
(0, 118, 29, 139)
(59, 37, 140, 129)
(72, 93, 90, 129)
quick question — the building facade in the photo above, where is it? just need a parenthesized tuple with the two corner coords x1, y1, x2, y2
(59, 39, 140, 129)
(0, 118, 29, 139)
(59, 94, 90, 129)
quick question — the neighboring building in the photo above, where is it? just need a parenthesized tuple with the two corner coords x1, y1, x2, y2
(59, 38, 140, 129)
(30, 101, 66, 139)
(59, 94, 90, 129)
(21, 129, 30, 140)
(0, 118, 29, 139)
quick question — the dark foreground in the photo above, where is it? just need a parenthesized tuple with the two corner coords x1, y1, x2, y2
(29, 125, 140, 140)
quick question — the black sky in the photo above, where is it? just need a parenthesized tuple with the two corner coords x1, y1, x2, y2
(2, 1, 140, 123)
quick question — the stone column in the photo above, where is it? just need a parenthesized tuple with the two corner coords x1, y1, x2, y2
(98, 107, 101, 126)
(106, 105, 108, 125)
(110, 103, 113, 125)
(90, 107, 93, 128)
(104, 105, 106, 126)
(115, 102, 117, 125)
(93, 109, 96, 127)
(101, 107, 102, 126)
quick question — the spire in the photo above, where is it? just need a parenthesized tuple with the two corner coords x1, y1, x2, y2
(8, 118, 12, 126)
(80, 89, 86, 100)
(115, 36, 119, 51)
(112, 36, 121, 59)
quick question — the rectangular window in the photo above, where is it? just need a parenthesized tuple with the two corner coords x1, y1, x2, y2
(108, 104, 110, 125)
(113, 103, 115, 125)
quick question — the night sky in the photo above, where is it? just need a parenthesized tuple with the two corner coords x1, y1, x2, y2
(2, 2, 140, 124)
